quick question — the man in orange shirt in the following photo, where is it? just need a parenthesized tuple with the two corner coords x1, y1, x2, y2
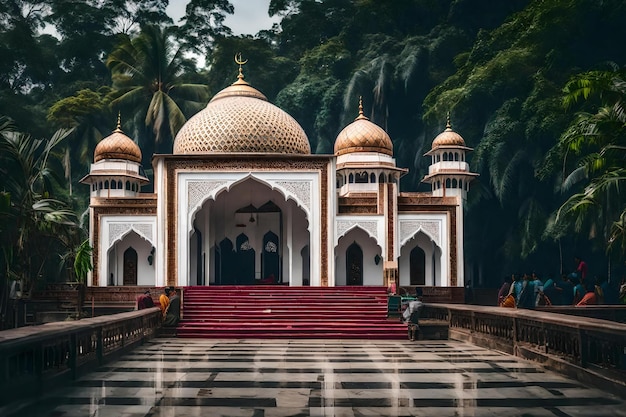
(159, 288, 171, 319)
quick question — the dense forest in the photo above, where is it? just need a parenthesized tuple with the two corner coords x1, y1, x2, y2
(1, 0, 626, 296)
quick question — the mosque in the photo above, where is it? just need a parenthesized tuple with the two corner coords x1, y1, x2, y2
(80, 62, 477, 290)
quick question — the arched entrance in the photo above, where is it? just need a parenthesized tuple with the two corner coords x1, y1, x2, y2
(107, 230, 155, 286)
(399, 231, 441, 286)
(335, 227, 382, 286)
(190, 177, 310, 285)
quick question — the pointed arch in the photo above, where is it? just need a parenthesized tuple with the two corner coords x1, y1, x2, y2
(335, 221, 382, 250)
(187, 174, 312, 235)
(107, 225, 155, 252)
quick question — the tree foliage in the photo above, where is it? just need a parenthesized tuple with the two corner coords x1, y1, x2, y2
(106, 25, 209, 156)
(3, 0, 626, 288)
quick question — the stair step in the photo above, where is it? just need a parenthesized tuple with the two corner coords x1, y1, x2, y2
(176, 285, 403, 339)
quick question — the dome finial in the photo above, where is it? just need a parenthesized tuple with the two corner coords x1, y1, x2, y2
(446, 112, 452, 130)
(355, 96, 368, 121)
(235, 52, 248, 82)
(114, 111, 123, 133)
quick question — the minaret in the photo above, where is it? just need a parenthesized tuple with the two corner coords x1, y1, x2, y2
(423, 114, 478, 288)
(80, 114, 149, 198)
(333, 97, 408, 288)
(423, 114, 478, 200)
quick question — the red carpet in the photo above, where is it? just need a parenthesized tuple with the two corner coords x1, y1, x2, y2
(176, 286, 407, 339)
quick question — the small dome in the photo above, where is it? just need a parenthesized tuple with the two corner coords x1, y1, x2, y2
(173, 71, 310, 155)
(94, 123, 142, 163)
(431, 118, 466, 148)
(334, 99, 393, 156)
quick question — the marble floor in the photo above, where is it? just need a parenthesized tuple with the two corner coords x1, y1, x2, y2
(4, 339, 626, 417)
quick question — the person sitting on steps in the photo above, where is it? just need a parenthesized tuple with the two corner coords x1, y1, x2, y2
(163, 287, 181, 327)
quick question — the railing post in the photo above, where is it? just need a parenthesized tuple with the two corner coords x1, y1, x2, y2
(578, 328, 587, 367)
(69, 332, 77, 379)
(512, 316, 518, 354)
(96, 327, 103, 365)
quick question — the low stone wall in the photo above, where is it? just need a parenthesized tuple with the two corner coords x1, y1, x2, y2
(0, 307, 161, 405)
(536, 305, 626, 323)
(423, 304, 626, 397)
(398, 286, 465, 303)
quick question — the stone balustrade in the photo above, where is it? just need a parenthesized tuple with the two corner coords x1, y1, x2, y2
(422, 304, 626, 397)
(0, 307, 161, 405)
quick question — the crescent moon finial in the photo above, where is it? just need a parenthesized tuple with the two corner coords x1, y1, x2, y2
(235, 52, 248, 81)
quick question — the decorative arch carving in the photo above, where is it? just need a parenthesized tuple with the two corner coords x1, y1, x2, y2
(187, 180, 229, 214)
(108, 223, 154, 249)
(399, 220, 441, 248)
(186, 176, 312, 233)
(335, 220, 380, 248)
(270, 180, 311, 214)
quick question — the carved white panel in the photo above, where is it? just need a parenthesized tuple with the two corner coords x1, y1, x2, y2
(336, 220, 380, 246)
(108, 223, 154, 248)
(273, 180, 311, 213)
(187, 180, 228, 211)
(400, 220, 440, 246)
(109, 223, 130, 247)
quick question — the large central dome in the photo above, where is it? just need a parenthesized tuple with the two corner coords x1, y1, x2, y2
(173, 71, 310, 155)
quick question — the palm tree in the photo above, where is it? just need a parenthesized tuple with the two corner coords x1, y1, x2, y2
(0, 120, 79, 309)
(106, 25, 209, 155)
(555, 65, 626, 256)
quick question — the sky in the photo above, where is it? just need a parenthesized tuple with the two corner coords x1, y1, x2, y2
(166, 0, 281, 36)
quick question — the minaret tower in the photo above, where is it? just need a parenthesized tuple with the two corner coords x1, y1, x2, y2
(423, 114, 478, 200)
(80, 114, 149, 198)
(333, 97, 407, 288)
(423, 114, 478, 287)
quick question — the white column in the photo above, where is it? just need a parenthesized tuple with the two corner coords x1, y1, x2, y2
(456, 200, 465, 287)
(287, 204, 299, 286)
(203, 204, 211, 286)
(155, 158, 166, 287)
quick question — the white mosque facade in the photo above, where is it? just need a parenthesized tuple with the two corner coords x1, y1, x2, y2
(81, 68, 477, 289)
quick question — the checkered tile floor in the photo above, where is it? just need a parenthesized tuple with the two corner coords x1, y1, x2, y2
(6, 339, 626, 417)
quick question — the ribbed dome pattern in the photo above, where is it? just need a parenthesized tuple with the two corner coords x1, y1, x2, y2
(334, 103, 393, 156)
(432, 127, 466, 148)
(173, 78, 310, 155)
(94, 127, 142, 163)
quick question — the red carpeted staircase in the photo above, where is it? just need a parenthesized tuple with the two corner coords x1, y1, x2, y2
(176, 285, 407, 339)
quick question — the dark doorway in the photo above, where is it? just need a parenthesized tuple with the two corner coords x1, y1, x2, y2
(216, 238, 234, 285)
(301, 245, 310, 286)
(262, 231, 279, 283)
(195, 228, 204, 285)
(236, 233, 255, 285)
(123, 247, 138, 285)
(346, 242, 363, 286)
(410, 246, 426, 285)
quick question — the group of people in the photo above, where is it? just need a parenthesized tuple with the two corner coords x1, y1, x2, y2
(498, 257, 625, 308)
(136, 287, 181, 327)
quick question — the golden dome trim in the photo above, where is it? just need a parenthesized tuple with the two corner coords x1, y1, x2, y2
(431, 115, 466, 148)
(94, 118, 142, 163)
(174, 57, 310, 155)
(334, 98, 393, 156)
